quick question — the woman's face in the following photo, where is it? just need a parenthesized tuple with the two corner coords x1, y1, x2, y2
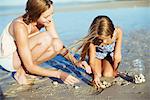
(37, 6, 54, 26)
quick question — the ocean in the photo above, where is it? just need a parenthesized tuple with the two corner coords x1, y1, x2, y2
(0, 5, 150, 45)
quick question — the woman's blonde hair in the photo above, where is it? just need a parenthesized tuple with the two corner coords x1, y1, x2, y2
(71, 15, 115, 61)
(23, 0, 53, 25)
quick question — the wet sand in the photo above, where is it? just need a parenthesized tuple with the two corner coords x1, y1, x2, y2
(2, 29, 150, 100)
(0, 0, 150, 100)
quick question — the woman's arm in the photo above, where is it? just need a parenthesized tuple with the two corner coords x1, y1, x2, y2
(45, 20, 81, 66)
(45, 19, 91, 73)
(45, 19, 59, 38)
(113, 27, 123, 70)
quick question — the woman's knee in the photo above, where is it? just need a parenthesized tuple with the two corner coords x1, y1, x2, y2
(52, 39, 63, 53)
(38, 32, 52, 46)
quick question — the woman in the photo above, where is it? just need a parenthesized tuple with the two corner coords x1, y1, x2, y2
(0, 0, 91, 85)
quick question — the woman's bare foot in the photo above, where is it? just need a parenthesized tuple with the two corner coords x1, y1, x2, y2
(25, 74, 37, 79)
(13, 72, 33, 85)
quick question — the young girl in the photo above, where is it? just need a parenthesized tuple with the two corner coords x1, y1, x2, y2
(75, 15, 122, 87)
(0, 0, 90, 85)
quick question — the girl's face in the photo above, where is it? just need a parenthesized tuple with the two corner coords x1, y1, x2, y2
(97, 35, 113, 46)
(37, 6, 54, 26)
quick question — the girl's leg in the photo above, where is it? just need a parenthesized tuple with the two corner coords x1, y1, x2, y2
(102, 59, 114, 77)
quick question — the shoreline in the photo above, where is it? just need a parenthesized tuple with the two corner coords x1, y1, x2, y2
(0, 0, 149, 16)
(55, 0, 150, 12)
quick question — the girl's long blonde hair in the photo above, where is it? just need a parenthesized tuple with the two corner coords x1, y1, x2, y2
(70, 15, 115, 61)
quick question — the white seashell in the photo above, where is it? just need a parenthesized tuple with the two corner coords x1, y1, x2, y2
(139, 74, 145, 79)
(101, 84, 106, 89)
(134, 75, 138, 79)
(135, 78, 140, 84)
(138, 78, 143, 83)
(105, 84, 109, 88)
(102, 81, 108, 85)
(52, 81, 58, 85)
(100, 82, 106, 89)
(107, 83, 111, 87)
(142, 78, 146, 82)
(74, 86, 80, 89)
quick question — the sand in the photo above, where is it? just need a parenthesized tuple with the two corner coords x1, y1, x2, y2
(0, 0, 150, 100)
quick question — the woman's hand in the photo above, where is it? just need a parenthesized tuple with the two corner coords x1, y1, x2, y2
(59, 70, 79, 85)
(76, 61, 92, 74)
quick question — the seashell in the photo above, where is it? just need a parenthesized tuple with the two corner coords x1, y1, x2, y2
(142, 78, 146, 82)
(52, 81, 58, 86)
(100, 82, 106, 89)
(107, 83, 111, 87)
(102, 81, 108, 85)
(138, 77, 143, 83)
(74, 85, 80, 89)
(139, 74, 145, 79)
(101, 84, 106, 89)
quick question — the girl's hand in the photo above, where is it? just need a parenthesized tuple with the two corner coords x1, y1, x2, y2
(76, 61, 92, 74)
(93, 74, 101, 88)
(59, 70, 79, 85)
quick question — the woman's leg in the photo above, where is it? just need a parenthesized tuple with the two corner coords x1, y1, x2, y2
(12, 31, 55, 84)
(28, 32, 63, 64)
(13, 51, 32, 84)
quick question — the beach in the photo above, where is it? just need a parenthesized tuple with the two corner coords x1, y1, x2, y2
(0, 0, 150, 100)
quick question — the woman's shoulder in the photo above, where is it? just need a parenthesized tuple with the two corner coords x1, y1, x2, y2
(12, 17, 29, 31)
(12, 17, 26, 26)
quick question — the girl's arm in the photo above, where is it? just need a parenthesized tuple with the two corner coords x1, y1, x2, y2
(113, 27, 123, 70)
(89, 43, 101, 87)
(89, 43, 100, 76)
